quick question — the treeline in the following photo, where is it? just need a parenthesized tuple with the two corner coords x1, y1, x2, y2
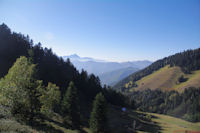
(0, 23, 99, 102)
(0, 56, 108, 132)
(128, 88, 200, 122)
(114, 48, 200, 90)
(0, 23, 132, 132)
(0, 23, 131, 106)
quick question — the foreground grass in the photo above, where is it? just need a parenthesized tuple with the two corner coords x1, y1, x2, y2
(108, 107, 200, 133)
(1, 105, 200, 133)
(148, 112, 200, 133)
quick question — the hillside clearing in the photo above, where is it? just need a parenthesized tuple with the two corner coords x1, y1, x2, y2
(128, 65, 200, 92)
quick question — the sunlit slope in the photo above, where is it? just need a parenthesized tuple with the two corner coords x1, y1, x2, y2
(134, 65, 182, 91)
(145, 112, 200, 133)
(108, 107, 200, 133)
(127, 65, 200, 91)
(175, 70, 200, 91)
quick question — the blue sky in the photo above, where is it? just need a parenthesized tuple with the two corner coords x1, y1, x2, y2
(0, 0, 200, 62)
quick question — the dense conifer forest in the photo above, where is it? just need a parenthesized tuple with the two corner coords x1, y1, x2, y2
(127, 88, 200, 122)
(0, 23, 132, 132)
(0, 23, 129, 107)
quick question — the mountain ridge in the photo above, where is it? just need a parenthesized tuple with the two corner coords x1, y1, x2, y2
(99, 67, 139, 86)
(114, 48, 200, 91)
(63, 54, 151, 85)
(63, 54, 152, 75)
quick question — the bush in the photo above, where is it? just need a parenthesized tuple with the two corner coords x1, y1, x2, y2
(183, 113, 200, 122)
(0, 119, 34, 133)
(145, 114, 152, 122)
(178, 75, 188, 83)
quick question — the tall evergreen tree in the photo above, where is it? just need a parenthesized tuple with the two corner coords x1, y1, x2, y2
(89, 93, 107, 133)
(61, 81, 80, 128)
(0, 56, 43, 125)
(40, 82, 60, 116)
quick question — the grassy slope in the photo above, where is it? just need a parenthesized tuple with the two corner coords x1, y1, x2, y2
(1, 105, 200, 133)
(147, 112, 200, 133)
(174, 70, 200, 91)
(128, 65, 200, 92)
(108, 107, 200, 133)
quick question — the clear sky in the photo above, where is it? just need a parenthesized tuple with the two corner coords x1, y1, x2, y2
(0, 0, 200, 62)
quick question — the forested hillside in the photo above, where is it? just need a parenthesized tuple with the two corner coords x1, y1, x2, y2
(114, 48, 200, 91)
(113, 47, 200, 122)
(0, 23, 98, 101)
(127, 88, 200, 122)
(0, 23, 129, 104)
(0, 23, 200, 133)
(0, 23, 134, 132)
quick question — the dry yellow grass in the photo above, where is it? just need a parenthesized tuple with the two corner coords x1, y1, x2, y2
(129, 65, 200, 92)
(175, 70, 200, 92)
(147, 112, 200, 133)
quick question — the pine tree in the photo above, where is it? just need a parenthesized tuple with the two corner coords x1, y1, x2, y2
(61, 81, 80, 128)
(89, 93, 107, 133)
(0, 56, 43, 125)
(40, 82, 60, 116)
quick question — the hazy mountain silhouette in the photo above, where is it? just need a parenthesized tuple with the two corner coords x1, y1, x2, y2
(63, 54, 152, 85)
(99, 67, 139, 86)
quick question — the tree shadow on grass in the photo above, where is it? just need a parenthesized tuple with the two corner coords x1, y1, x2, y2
(20, 114, 68, 133)
(42, 115, 69, 129)
(14, 114, 65, 133)
(108, 106, 162, 133)
(31, 120, 64, 133)
(36, 114, 88, 133)
(131, 111, 161, 133)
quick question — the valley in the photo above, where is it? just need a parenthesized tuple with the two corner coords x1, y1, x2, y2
(63, 54, 151, 86)
(0, 18, 200, 132)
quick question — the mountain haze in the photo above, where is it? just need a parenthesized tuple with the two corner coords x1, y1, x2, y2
(63, 54, 151, 75)
(99, 67, 139, 86)
(63, 54, 151, 85)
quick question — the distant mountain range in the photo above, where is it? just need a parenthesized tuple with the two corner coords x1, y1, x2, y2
(99, 67, 139, 86)
(63, 54, 105, 62)
(63, 54, 152, 86)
